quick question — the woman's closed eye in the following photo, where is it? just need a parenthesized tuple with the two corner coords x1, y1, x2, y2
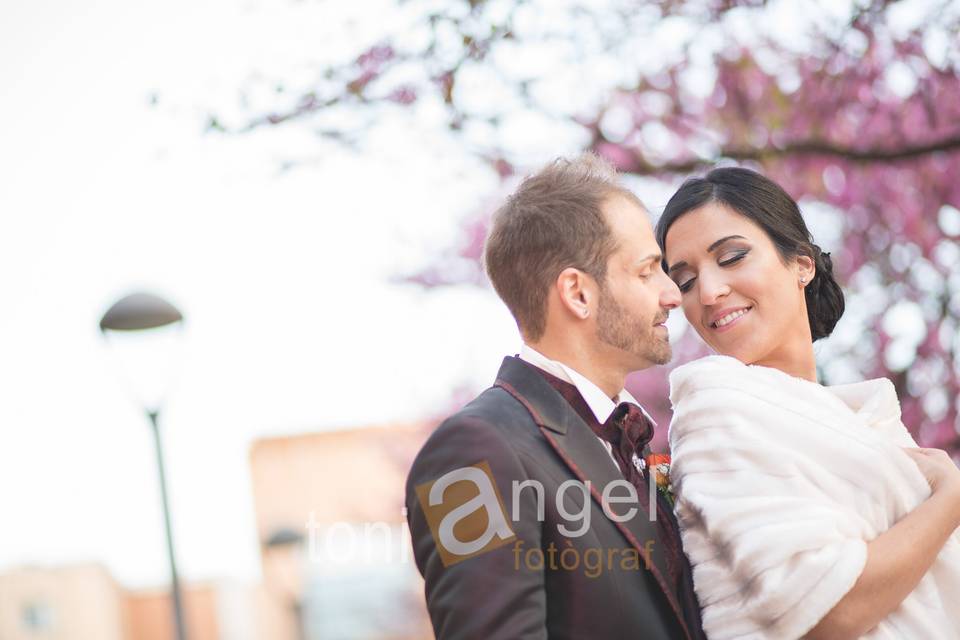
(718, 249, 749, 266)
(675, 250, 750, 293)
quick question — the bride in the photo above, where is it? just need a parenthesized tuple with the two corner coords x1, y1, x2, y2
(656, 167, 960, 639)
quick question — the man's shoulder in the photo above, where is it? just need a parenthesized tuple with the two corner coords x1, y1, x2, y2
(454, 383, 536, 422)
(407, 385, 545, 481)
(406, 386, 549, 509)
(426, 384, 539, 448)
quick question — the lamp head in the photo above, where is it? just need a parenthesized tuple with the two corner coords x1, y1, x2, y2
(99, 292, 185, 414)
(100, 292, 183, 332)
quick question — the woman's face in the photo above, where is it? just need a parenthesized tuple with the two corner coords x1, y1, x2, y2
(663, 202, 814, 368)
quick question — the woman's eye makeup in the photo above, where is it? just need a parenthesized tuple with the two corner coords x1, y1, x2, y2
(674, 248, 750, 293)
(718, 249, 750, 266)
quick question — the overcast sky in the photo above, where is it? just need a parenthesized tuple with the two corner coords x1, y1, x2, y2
(0, 0, 533, 588)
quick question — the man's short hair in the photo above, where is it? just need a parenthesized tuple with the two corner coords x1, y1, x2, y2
(483, 153, 643, 341)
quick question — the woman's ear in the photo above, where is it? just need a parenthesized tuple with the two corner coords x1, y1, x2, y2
(797, 253, 816, 287)
(556, 267, 593, 319)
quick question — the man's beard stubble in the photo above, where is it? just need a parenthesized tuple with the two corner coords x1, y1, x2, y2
(596, 285, 672, 366)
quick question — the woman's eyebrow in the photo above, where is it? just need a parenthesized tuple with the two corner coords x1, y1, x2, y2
(707, 234, 747, 252)
(668, 235, 747, 274)
(667, 260, 687, 274)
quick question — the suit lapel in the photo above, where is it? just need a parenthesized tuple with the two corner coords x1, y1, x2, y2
(494, 357, 691, 640)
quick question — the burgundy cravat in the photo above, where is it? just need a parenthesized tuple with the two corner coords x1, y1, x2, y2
(596, 401, 655, 484)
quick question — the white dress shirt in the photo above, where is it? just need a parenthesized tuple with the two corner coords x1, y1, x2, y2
(518, 345, 655, 470)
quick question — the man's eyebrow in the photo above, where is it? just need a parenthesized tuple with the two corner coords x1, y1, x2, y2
(638, 253, 661, 266)
(668, 235, 747, 273)
(707, 235, 747, 252)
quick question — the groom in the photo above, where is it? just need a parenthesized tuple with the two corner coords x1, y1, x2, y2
(405, 154, 705, 639)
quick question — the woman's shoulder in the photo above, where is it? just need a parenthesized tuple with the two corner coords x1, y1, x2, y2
(669, 354, 744, 377)
(666, 356, 781, 448)
(668, 354, 841, 402)
(826, 376, 897, 408)
(668, 354, 756, 401)
(666, 355, 837, 431)
(826, 376, 904, 430)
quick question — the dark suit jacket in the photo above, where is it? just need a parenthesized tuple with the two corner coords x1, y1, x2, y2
(406, 356, 703, 639)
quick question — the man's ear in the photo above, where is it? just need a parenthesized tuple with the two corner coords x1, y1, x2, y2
(797, 254, 816, 286)
(556, 267, 594, 320)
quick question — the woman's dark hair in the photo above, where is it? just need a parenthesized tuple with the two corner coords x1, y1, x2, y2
(655, 167, 844, 341)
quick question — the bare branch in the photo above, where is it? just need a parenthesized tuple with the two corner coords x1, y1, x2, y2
(604, 134, 960, 175)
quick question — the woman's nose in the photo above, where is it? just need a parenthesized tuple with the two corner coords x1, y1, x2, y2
(698, 273, 730, 306)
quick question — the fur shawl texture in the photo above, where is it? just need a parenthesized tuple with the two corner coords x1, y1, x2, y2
(668, 355, 960, 639)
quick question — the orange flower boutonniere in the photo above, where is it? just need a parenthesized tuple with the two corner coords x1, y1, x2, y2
(645, 453, 675, 507)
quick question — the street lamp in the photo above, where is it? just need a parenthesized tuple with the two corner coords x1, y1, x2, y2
(99, 292, 188, 640)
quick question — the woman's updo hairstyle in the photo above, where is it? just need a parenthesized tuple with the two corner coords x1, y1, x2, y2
(655, 167, 844, 341)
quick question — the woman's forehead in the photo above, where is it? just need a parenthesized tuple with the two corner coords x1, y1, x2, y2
(666, 203, 763, 250)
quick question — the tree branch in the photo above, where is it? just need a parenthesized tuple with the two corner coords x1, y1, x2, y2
(606, 134, 960, 175)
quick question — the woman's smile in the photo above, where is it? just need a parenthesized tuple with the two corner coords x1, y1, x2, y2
(709, 305, 753, 332)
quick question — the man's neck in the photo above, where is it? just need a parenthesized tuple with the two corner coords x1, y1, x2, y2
(526, 338, 627, 400)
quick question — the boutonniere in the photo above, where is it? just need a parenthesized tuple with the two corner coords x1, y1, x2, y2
(645, 453, 675, 507)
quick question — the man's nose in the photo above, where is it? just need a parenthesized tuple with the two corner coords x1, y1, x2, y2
(660, 272, 681, 309)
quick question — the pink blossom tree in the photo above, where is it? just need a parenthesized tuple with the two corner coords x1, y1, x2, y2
(218, 0, 960, 454)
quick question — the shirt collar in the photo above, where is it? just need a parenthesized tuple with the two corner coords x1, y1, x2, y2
(519, 344, 644, 424)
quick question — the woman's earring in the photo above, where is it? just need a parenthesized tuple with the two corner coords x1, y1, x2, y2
(800, 277, 807, 285)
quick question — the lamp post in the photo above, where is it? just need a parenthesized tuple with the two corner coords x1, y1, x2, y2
(99, 292, 188, 640)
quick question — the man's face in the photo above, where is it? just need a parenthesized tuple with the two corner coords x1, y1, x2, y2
(593, 196, 681, 369)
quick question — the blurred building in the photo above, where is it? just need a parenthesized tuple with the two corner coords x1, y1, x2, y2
(0, 564, 128, 639)
(250, 423, 432, 640)
(0, 422, 433, 640)
(0, 563, 267, 640)
(124, 581, 263, 640)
